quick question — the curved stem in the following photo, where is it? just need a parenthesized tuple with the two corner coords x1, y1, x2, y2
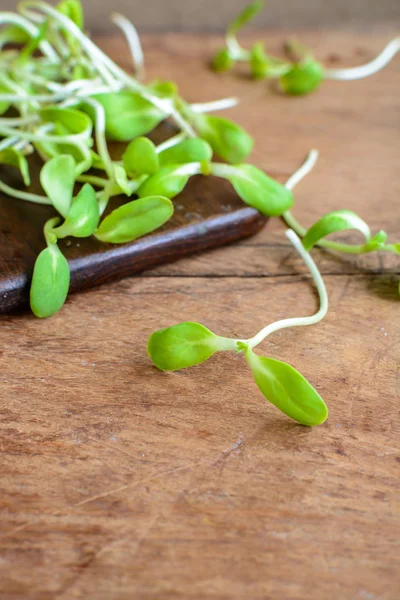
(156, 132, 187, 154)
(324, 37, 400, 81)
(80, 97, 113, 178)
(0, 12, 59, 62)
(190, 97, 239, 113)
(246, 229, 328, 349)
(0, 179, 51, 204)
(111, 12, 144, 78)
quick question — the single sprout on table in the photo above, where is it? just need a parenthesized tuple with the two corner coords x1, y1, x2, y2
(212, 0, 400, 95)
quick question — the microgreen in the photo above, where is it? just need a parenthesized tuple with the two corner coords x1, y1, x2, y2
(123, 137, 159, 177)
(212, 1, 400, 95)
(148, 228, 329, 426)
(94, 196, 174, 244)
(53, 183, 99, 238)
(0, 148, 31, 186)
(193, 114, 254, 164)
(40, 154, 75, 218)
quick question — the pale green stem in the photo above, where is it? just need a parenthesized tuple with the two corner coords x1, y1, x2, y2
(76, 174, 108, 188)
(190, 97, 239, 113)
(0, 12, 59, 62)
(156, 132, 187, 154)
(245, 229, 328, 349)
(80, 97, 114, 178)
(0, 179, 51, 204)
(325, 37, 400, 81)
(111, 12, 144, 78)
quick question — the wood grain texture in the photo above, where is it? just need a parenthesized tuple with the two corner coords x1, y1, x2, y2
(0, 30, 399, 600)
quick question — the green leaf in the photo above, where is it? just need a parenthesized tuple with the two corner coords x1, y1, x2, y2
(194, 114, 253, 164)
(30, 243, 70, 318)
(40, 155, 75, 218)
(280, 60, 324, 96)
(40, 106, 92, 137)
(214, 164, 293, 216)
(123, 137, 159, 177)
(0, 25, 30, 49)
(0, 148, 30, 186)
(147, 322, 221, 371)
(302, 210, 371, 251)
(244, 346, 328, 426)
(158, 139, 213, 167)
(212, 48, 235, 72)
(57, 0, 84, 29)
(91, 93, 166, 141)
(113, 164, 134, 196)
(95, 196, 173, 243)
(228, 0, 264, 36)
(147, 80, 178, 98)
(137, 166, 190, 199)
(53, 184, 99, 238)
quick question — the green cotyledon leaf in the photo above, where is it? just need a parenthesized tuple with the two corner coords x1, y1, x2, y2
(30, 241, 70, 318)
(91, 92, 166, 141)
(0, 148, 30, 186)
(95, 196, 173, 243)
(147, 322, 222, 371)
(212, 163, 293, 216)
(280, 59, 324, 96)
(158, 138, 212, 167)
(53, 184, 99, 238)
(40, 154, 75, 218)
(123, 137, 159, 177)
(193, 114, 253, 164)
(244, 345, 328, 426)
(302, 210, 371, 251)
(137, 165, 191, 199)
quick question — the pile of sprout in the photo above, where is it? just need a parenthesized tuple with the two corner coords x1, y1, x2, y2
(0, 0, 399, 426)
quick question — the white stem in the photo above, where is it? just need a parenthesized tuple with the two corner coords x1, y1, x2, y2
(0, 115, 38, 127)
(246, 229, 328, 349)
(325, 37, 400, 81)
(81, 97, 113, 177)
(226, 34, 250, 61)
(156, 132, 187, 154)
(0, 124, 89, 145)
(0, 13, 59, 62)
(284, 149, 319, 191)
(190, 97, 239, 113)
(0, 136, 19, 151)
(0, 179, 51, 205)
(111, 13, 144, 78)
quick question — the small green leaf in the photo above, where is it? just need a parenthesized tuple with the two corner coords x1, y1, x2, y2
(194, 114, 253, 164)
(214, 164, 293, 216)
(364, 230, 388, 252)
(158, 139, 213, 167)
(137, 166, 190, 199)
(95, 196, 173, 243)
(245, 346, 328, 426)
(30, 243, 70, 318)
(113, 164, 134, 196)
(0, 148, 30, 186)
(123, 137, 159, 177)
(147, 322, 221, 371)
(57, 0, 84, 29)
(228, 0, 264, 36)
(91, 93, 166, 141)
(40, 106, 92, 137)
(53, 184, 99, 238)
(40, 155, 75, 218)
(212, 48, 235, 72)
(280, 60, 324, 95)
(303, 210, 371, 251)
(147, 80, 178, 98)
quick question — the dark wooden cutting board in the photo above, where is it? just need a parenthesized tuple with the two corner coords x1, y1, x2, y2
(0, 122, 266, 313)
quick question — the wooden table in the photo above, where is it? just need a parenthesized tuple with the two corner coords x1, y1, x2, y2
(1, 30, 399, 600)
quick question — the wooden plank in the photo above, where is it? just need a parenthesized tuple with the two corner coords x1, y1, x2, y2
(0, 273, 399, 599)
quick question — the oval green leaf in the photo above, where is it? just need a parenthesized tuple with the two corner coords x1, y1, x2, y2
(40, 106, 92, 137)
(0, 148, 30, 186)
(92, 93, 166, 141)
(147, 322, 220, 371)
(194, 115, 253, 164)
(280, 60, 324, 96)
(137, 166, 190, 199)
(214, 164, 293, 216)
(30, 244, 70, 318)
(212, 48, 235, 72)
(53, 184, 99, 239)
(123, 137, 159, 177)
(302, 210, 371, 251)
(95, 196, 173, 243)
(158, 139, 212, 167)
(40, 155, 75, 218)
(245, 347, 328, 426)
